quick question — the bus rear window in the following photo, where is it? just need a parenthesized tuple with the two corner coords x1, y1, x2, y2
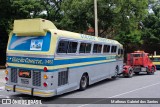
(8, 32, 51, 51)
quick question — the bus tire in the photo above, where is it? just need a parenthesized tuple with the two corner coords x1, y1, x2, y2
(79, 74, 88, 91)
(112, 66, 119, 79)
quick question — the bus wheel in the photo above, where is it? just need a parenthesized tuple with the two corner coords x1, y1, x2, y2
(112, 67, 118, 79)
(79, 74, 88, 91)
(147, 67, 155, 75)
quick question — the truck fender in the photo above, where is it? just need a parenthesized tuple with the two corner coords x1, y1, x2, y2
(123, 65, 133, 78)
(148, 64, 156, 72)
(123, 65, 132, 74)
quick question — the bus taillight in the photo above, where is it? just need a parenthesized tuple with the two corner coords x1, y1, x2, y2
(43, 74, 48, 79)
(43, 67, 48, 72)
(43, 82, 48, 87)
(5, 77, 8, 81)
(5, 70, 8, 75)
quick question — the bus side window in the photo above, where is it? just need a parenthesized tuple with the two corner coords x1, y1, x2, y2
(114, 46, 117, 53)
(57, 40, 78, 54)
(93, 44, 102, 53)
(79, 43, 91, 53)
(118, 49, 121, 55)
(111, 46, 117, 53)
(103, 45, 110, 53)
(67, 41, 78, 53)
(155, 58, 158, 61)
(121, 49, 124, 55)
(57, 40, 69, 53)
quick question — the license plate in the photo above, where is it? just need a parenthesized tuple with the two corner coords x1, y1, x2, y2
(19, 70, 31, 78)
(21, 79, 29, 84)
(141, 68, 146, 71)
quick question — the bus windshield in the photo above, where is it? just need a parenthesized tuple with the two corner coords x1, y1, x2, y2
(8, 32, 51, 52)
(151, 57, 160, 62)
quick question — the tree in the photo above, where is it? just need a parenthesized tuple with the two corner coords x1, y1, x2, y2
(113, 0, 148, 52)
(142, 0, 160, 54)
(0, 0, 150, 65)
(58, 0, 93, 33)
(39, 0, 63, 24)
(0, 0, 44, 65)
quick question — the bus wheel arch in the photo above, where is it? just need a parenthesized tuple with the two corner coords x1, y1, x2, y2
(79, 72, 89, 91)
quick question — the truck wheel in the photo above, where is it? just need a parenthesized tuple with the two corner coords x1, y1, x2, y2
(147, 67, 154, 75)
(79, 74, 88, 91)
(123, 68, 133, 78)
(127, 69, 133, 78)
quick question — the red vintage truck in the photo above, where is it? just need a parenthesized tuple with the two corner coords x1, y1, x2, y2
(123, 51, 156, 77)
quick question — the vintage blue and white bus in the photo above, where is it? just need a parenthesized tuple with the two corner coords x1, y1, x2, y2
(149, 55, 160, 70)
(5, 19, 124, 97)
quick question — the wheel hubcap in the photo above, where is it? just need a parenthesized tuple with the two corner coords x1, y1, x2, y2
(81, 76, 87, 88)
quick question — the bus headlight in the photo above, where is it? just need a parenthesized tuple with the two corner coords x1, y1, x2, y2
(43, 74, 48, 79)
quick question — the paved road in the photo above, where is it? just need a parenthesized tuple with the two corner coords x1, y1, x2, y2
(0, 69, 160, 107)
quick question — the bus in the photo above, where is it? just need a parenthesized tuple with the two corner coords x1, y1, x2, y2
(149, 55, 160, 70)
(5, 19, 124, 97)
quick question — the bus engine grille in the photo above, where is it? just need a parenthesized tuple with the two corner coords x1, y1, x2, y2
(58, 70, 68, 86)
(32, 71, 41, 86)
(11, 68, 18, 83)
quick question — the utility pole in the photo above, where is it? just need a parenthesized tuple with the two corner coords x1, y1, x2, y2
(94, 0, 98, 37)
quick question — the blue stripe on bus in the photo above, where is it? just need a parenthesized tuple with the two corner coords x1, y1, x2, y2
(8, 60, 119, 72)
(7, 56, 116, 66)
(53, 57, 107, 65)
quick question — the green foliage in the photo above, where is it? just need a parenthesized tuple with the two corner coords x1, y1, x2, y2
(142, 2, 160, 53)
(58, 0, 93, 33)
(1, 0, 159, 58)
(110, 0, 148, 51)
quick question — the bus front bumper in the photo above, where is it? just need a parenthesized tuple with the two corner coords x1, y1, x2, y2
(5, 84, 56, 97)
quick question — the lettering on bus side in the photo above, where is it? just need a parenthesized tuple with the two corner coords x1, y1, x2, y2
(80, 34, 96, 40)
(45, 59, 54, 65)
(80, 34, 115, 44)
(11, 57, 44, 65)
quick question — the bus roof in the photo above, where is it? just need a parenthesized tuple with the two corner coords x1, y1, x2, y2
(12, 18, 122, 47)
(50, 29, 122, 47)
